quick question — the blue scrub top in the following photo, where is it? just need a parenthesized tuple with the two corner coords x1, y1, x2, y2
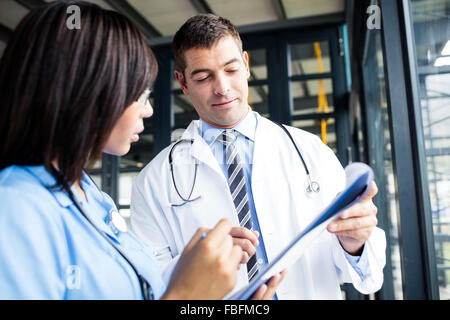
(0, 165, 166, 299)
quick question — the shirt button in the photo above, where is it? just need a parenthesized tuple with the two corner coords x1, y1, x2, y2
(258, 258, 264, 265)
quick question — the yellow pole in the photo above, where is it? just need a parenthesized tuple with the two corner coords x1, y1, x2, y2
(314, 42, 329, 145)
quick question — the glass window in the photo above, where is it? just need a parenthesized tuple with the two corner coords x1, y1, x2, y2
(118, 171, 139, 207)
(362, 28, 403, 300)
(0, 41, 6, 59)
(289, 41, 331, 76)
(249, 84, 269, 118)
(248, 48, 267, 80)
(290, 78, 335, 115)
(410, 0, 450, 300)
(173, 93, 197, 130)
(120, 97, 155, 170)
(292, 118, 337, 153)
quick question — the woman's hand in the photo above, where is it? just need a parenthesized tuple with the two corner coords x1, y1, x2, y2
(161, 219, 242, 300)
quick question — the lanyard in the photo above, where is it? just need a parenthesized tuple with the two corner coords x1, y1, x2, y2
(67, 182, 154, 300)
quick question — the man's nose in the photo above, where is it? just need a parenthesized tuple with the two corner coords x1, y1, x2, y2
(213, 74, 231, 96)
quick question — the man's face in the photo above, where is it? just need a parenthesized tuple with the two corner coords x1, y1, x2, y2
(174, 36, 250, 129)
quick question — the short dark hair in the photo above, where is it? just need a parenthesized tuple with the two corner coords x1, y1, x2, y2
(0, 0, 158, 191)
(172, 14, 242, 73)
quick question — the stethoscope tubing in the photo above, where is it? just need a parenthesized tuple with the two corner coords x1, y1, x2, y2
(169, 121, 320, 206)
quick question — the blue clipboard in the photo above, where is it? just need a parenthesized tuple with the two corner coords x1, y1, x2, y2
(228, 162, 374, 300)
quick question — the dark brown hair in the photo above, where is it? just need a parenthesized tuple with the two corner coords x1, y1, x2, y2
(0, 0, 158, 191)
(172, 14, 242, 73)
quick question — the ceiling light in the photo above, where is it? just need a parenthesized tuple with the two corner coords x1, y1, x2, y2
(434, 56, 450, 67)
(441, 40, 450, 56)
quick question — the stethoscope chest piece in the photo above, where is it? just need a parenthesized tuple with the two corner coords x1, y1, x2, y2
(108, 209, 128, 234)
(305, 176, 320, 196)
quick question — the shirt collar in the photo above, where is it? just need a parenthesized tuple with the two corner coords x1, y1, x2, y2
(23, 165, 104, 210)
(23, 165, 73, 208)
(200, 107, 257, 145)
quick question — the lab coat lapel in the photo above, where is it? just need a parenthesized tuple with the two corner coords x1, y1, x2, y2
(181, 121, 224, 178)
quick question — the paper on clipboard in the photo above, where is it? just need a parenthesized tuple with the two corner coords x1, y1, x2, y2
(227, 162, 374, 300)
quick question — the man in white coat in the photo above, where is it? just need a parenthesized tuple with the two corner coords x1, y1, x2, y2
(130, 14, 386, 299)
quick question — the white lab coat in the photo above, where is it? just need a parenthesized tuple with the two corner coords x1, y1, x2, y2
(130, 113, 386, 299)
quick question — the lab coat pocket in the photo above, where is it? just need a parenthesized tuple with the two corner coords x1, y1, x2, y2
(151, 245, 173, 263)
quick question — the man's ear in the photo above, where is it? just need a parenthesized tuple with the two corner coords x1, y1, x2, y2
(242, 51, 250, 79)
(174, 69, 189, 95)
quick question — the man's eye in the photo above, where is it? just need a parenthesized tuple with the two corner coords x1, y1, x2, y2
(195, 76, 209, 82)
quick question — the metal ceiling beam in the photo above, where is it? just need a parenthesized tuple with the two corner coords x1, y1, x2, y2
(104, 0, 161, 38)
(14, 0, 46, 10)
(272, 0, 287, 20)
(0, 24, 13, 42)
(189, 0, 213, 14)
(239, 13, 345, 35)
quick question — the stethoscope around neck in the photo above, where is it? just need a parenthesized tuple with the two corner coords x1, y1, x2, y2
(168, 138, 202, 207)
(168, 121, 320, 207)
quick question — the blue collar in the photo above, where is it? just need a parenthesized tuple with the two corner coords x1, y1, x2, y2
(23, 165, 101, 209)
(200, 108, 257, 145)
(22, 165, 73, 208)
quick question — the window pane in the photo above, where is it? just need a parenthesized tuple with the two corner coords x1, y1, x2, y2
(173, 77, 181, 90)
(363, 29, 403, 299)
(289, 41, 331, 76)
(249, 85, 269, 118)
(248, 48, 267, 80)
(90, 174, 101, 191)
(292, 118, 337, 153)
(410, 0, 450, 299)
(118, 172, 139, 207)
(120, 98, 155, 169)
(290, 78, 334, 115)
(174, 93, 197, 129)
(0, 41, 6, 59)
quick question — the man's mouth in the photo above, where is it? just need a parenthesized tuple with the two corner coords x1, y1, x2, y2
(211, 98, 238, 107)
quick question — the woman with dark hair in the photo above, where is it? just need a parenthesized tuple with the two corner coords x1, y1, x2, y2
(0, 1, 283, 299)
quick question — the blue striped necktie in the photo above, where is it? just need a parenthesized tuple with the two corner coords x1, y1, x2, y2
(217, 130, 259, 281)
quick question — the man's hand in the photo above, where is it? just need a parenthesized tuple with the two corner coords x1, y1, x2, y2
(230, 227, 259, 264)
(327, 181, 379, 255)
(250, 270, 288, 300)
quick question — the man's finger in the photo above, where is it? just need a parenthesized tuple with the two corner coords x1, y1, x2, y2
(335, 227, 374, 240)
(328, 215, 378, 233)
(340, 199, 378, 219)
(251, 270, 288, 300)
(233, 238, 256, 258)
(230, 227, 259, 246)
(362, 181, 378, 201)
(240, 251, 250, 264)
